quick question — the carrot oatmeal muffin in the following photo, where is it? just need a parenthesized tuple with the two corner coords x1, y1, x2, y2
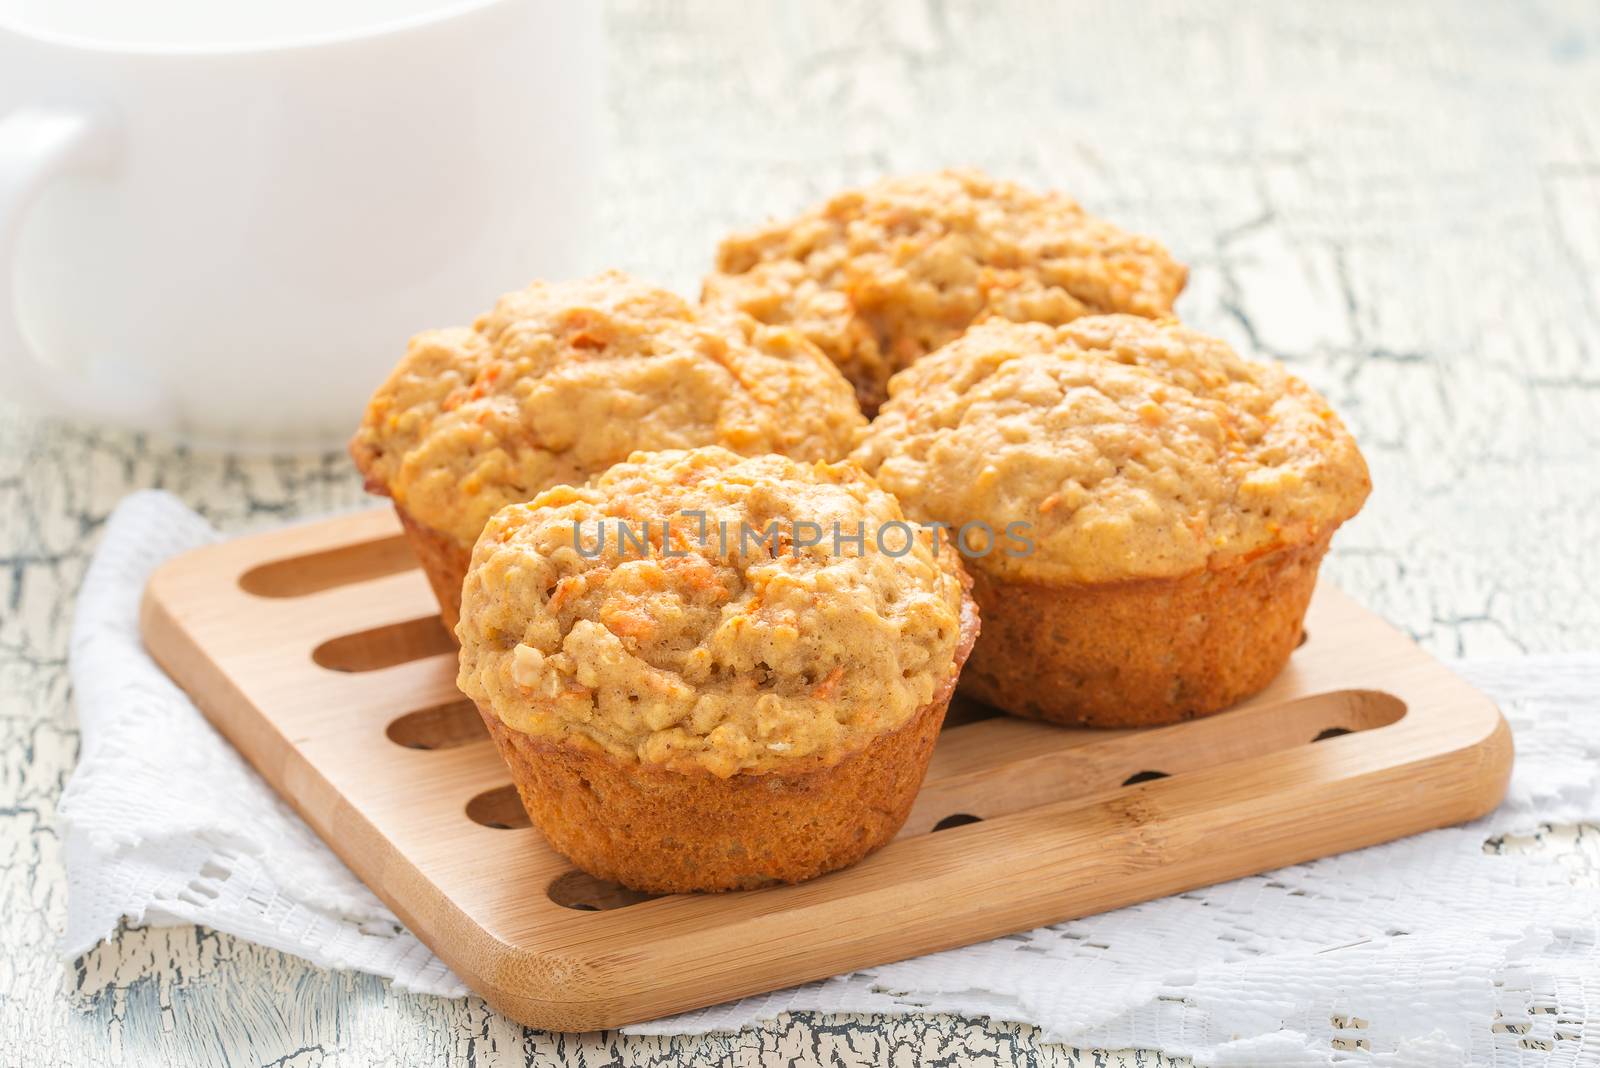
(350, 272, 865, 629)
(703, 168, 1187, 414)
(852, 315, 1369, 727)
(455, 446, 978, 893)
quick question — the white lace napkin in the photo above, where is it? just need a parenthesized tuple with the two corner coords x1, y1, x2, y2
(61, 491, 1600, 1063)
(60, 491, 465, 997)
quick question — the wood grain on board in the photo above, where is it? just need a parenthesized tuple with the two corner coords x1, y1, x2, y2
(140, 510, 1511, 1031)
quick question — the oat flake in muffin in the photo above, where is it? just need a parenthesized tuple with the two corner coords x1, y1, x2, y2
(456, 447, 967, 779)
(350, 271, 864, 550)
(853, 315, 1371, 586)
(703, 168, 1187, 412)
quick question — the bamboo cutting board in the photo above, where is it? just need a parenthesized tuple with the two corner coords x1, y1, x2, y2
(139, 508, 1512, 1032)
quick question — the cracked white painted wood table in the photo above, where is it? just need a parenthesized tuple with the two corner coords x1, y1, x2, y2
(3, 1, 1598, 1064)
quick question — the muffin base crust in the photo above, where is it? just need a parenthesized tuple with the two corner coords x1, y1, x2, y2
(477, 595, 978, 894)
(960, 531, 1334, 728)
(394, 507, 471, 634)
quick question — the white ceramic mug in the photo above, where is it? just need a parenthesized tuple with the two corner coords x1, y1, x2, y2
(0, 0, 604, 448)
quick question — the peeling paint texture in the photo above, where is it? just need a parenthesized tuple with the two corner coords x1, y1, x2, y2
(3, 1, 1599, 1064)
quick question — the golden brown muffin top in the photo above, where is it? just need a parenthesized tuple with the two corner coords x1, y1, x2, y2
(702, 168, 1187, 412)
(852, 316, 1370, 586)
(351, 272, 865, 547)
(455, 446, 968, 778)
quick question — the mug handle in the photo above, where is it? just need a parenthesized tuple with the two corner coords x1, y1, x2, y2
(0, 107, 169, 423)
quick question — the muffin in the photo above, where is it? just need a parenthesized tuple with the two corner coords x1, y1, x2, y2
(455, 446, 978, 893)
(350, 272, 865, 629)
(852, 315, 1369, 728)
(703, 168, 1187, 414)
